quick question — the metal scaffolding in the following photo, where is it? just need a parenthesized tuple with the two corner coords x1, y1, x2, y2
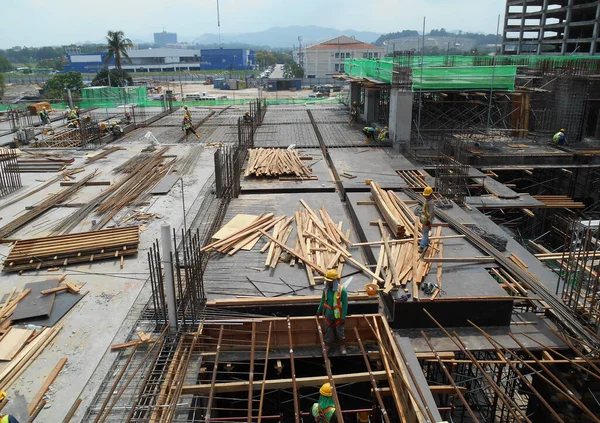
(0, 148, 22, 198)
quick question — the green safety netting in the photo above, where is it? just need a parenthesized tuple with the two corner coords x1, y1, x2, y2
(80, 86, 148, 108)
(344, 54, 600, 91)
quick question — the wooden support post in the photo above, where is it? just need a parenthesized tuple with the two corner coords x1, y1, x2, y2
(315, 317, 344, 423)
(257, 322, 272, 423)
(287, 317, 300, 423)
(247, 322, 256, 423)
(205, 326, 224, 422)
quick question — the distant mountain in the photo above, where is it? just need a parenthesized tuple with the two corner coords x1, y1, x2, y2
(192, 26, 382, 48)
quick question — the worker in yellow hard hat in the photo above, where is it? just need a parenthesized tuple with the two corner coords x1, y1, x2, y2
(552, 128, 567, 146)
(362, 126, 379, 143)
(311, 383, 336, 422)
(349, 101, 358, 126)
(243, 110, 252, 123)
(0, 391, 21, 423)
(378, 126, 389, 142)
(419, 186, 435, 253)
(357, 411, 370, 422)
(182, 114, 199, 141)
(317, 269, 348, 355)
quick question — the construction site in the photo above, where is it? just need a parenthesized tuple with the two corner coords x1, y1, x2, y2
(0, 51, 600, 423)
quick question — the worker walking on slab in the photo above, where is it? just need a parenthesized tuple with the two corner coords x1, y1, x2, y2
(362, 126, 379, 143)
(182, 114, 199, 141)
(39, 107, 52, 133)
(311, 383, 337, 422)
(349, 101, 358, 126)
(0, 392, 20, 423)
(552, 128, 567, 146)
(419, 186, 435, 253)
(317, 269, 348, 355)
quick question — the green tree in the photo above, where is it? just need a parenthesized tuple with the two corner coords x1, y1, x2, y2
(104, 30, 134, 70)
(0, 56, 12, 72)
(0, 74, 5, 98)
(255, 50, 277, 69)
(43, 71, 85, 101)
(92, 69, 133, 87)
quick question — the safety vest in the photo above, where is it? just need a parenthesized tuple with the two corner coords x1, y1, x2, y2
(322, 285, 344, 323)
(421, 200, 432, 224)
(1, 415, 12, 423)
(183, 120, 193, 129)
(552, 132, 563, 143)
(311, 403, 335, 422)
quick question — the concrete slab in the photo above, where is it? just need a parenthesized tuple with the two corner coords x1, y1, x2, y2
(254, 123, 319, 148)
(328, 149, 407, 190)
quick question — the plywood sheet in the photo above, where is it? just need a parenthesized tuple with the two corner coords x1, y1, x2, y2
(150, 175, 179, 195)
(0, 328, 33, 361)
(212, 214, 260, 251)
(19, 292, 85, 327)
(11, 280, 58, 322)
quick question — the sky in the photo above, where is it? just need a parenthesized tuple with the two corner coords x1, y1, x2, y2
(1, 0, 507, 48)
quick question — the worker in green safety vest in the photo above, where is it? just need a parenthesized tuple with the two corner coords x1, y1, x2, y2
(317, 269, 348, 355)
(0, 391, 20, 423)
(311, 383, 337, 422)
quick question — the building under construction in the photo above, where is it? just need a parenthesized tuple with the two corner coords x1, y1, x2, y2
(0, 53, 600, 423)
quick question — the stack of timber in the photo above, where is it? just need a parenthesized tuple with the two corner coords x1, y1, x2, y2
(532, 195, 585, 208)
(0, 171, 97, 240)
(396, 170, 429, 189)
(94, 147, 174, 228)
(244, 148, 314, 179)
(370, 181, 420, 238)
(29, 139, 81, 148)
(12, 157, 74, 173)
(2, 226, 140, 272)
(0, 288, 32, 335)
(52, 147, 172, 233)
(202, 201, 383, 286)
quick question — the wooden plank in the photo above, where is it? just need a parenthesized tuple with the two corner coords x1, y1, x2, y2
(0, 328, 34, 361)
(11, 280, 59, 321)
(28, 357, 67, 414)
(181, 370, 389, 395)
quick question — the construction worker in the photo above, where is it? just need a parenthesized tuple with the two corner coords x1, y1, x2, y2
(0, 391, 21, 423)
(124, 110, 132, 124)
(67, 107, 78, 126)
(419, 186, 435, 253)
(552, 128, 567, 146)
(74, 106, 80, 118)
(39, 107, 52, 133)
(243, 110, 252, 122)
(66, 118, 79, 128)
(378, 126, 389, 142)
(183, 105, 191, 121)
(317, 269, 348, 355)
(311, 383, 336, 422)
(362, 126, 379, 143)
(349, 101, 358, 126)
(99, 121, 108, 134)
(182, 114, 199, 141)
(111, 121, 123, 138)
(64, 106, 71, 122)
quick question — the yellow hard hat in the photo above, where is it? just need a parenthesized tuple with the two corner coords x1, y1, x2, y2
(560, 128, 565, 132)
(245, 111, 249, 115)
(111, 122, 116, 126)
(353, 101, 357, 105)
(423, 186, 433, 196)
(384, 126, 388, 130)
(184, 105, 188, 108)
(184, 114, 189, 118)
(75, 106, 79, 109)
(324, 269, 339, 281)
(0, 391, 6, 401)
(358, 411, 370, 422)
(320, 383, 333, 397)
(375, 127, 380, 132)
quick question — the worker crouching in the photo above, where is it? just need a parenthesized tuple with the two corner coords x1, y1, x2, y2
(362, 126, 379, 143)
(311, 383, 337, 422)
(317, 269, 348, 355)
(0, 391, 20, 423)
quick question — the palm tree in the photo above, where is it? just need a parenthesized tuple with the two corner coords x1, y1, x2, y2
(104, 30, 134, 70)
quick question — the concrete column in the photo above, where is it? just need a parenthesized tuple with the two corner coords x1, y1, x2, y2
(349, 82, 361, 108)
(591, 3, 600, 54)
(389, 89, 413, 144)
(161, 223, 178, 331)
(362, 88, 378, 124)
(562, 0, 574, 54)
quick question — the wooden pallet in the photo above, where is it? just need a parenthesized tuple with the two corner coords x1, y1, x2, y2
(2, 226, 140, 272)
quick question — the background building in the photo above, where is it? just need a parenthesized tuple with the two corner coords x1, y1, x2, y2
(200, 49, 256, 71)
(502, 0, 600, 55)
(65, 48, 201, 73)
(154, 31, 178, 47)
(298, 36, 384, 78)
